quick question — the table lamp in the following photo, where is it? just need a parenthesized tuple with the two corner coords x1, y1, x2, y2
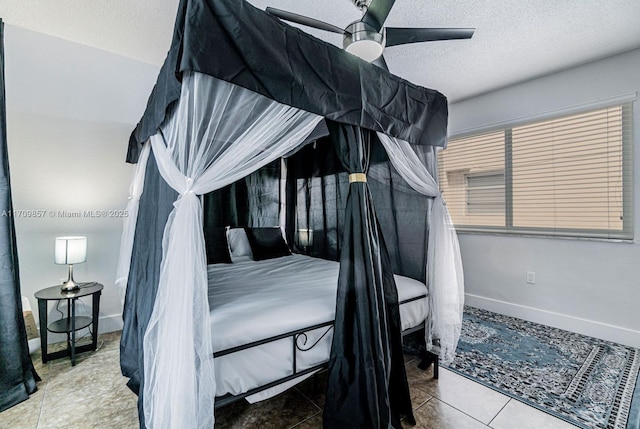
(55, 236, 87, 292)
(297, 229, 314, 253)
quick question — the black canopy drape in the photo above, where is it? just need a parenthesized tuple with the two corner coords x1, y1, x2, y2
(324, 122, 414, 428)
(127, 0, 447, 163)
(120, 151, 177, 427)
(202, 159, 282, 233)
(0, 19, 39, 412)
(286, 136, 430, 282)
(285, 138, 348, 260)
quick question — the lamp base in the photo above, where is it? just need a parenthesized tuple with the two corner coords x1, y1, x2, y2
(60, 264, 81, 292)
(61, 279, 80, 292)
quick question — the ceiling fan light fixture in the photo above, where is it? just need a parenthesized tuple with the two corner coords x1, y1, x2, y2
(267, 3, 475, 64)
(343, 22, 384, 62)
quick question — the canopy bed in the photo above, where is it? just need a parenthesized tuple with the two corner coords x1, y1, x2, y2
(117, 0, 464, 428)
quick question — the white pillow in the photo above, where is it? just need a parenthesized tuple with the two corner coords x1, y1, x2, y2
(226, 228, 253, 262)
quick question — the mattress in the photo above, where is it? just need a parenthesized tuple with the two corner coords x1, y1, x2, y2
(207, 254, 428, 400)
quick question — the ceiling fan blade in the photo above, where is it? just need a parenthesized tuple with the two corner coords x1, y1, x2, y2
(385, 27, 475, 47)
(361, 0, 396, 32)
(372, 55, 389, 71)
(266, 7, 346, 35)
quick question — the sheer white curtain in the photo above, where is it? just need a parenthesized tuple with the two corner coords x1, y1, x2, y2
(115, 142, 151, 301)
(141, 72, 322, 429)
(376, 132, 464, 364)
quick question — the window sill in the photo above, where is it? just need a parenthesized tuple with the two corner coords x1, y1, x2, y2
(454, 227, 635, 244)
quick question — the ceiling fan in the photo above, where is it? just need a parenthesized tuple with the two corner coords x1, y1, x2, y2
(266, 0, 475, 69)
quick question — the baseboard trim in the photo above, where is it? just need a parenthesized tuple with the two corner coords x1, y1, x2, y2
(465, 294, 640, 349)
(98, 313, 123, 334)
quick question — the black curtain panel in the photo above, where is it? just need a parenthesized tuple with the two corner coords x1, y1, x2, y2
(202, 159, 282, 233)
(244, 160, 281, 227)
(285, 138, 349, 260)
(120, 150, 177, 428)
(286, 136, 430, 282)
(323, 122, 414, 428)
(367, 141, 431, 283)
(0, 19, 39, 412)
(202, 181, 250, 231)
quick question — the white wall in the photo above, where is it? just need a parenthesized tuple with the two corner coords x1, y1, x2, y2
(4, 25, 159, 341)
(448, 48, 640, 348)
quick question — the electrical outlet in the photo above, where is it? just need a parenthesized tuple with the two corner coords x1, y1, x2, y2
(526, 271, 536, 284)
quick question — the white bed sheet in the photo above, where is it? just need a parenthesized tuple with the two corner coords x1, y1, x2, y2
(207, 254, 428, 400)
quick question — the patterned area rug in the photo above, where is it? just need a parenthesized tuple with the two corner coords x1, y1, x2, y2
(446, 307, 640, 429)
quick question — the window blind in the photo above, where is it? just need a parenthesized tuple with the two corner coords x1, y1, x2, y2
(466, 173, 505, 215)
(438, 103, 633, 239)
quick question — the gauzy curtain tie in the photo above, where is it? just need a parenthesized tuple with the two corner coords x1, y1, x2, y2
(183, 177, 195, 195)
(349, 173, 367, 183)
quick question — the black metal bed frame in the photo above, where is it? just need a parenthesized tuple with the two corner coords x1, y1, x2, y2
(214, 293, 438, 409)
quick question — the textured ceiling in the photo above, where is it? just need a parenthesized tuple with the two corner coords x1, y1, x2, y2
(2, 0, 640, 102)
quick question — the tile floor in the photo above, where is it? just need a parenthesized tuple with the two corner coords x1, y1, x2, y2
(0, 331, 578, 429)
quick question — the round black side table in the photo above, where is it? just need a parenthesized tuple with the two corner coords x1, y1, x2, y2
(34, 282, 103, 366)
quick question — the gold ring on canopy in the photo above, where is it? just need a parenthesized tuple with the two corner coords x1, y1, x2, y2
(349, 173, 367, 183)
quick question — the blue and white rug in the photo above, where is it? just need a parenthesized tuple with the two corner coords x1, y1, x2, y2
(446, 307, 640, 429)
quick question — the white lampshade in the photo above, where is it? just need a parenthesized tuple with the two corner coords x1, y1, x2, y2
(55, 236, 87, 265)
(297, 229, 314, 247)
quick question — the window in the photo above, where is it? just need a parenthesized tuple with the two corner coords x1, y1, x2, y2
(438, 103, 633, 239)
(466, 172, 505, 215)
